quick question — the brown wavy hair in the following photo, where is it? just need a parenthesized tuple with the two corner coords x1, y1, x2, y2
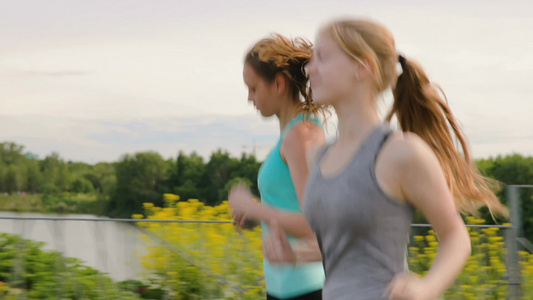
(323, 18, 506, 217)
(245, 33, 327, 120)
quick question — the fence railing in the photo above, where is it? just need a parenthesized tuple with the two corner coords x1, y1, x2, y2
(0, 184, 531, 299)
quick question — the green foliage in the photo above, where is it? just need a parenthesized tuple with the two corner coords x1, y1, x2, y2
(26, 160, 41, 194)
(476, 154, 533, 240)
(0, 193, 104, 215)
(0, 194, 43, 212)
(41, 152, 69, 192)
(4, 165, 23, 193)
(42, 193, 102, 214)
(137, 197, 265, 299)
(118, 279, 167, 299)
(108, 152, 170, 218)
(71, 178, 95, 194)
(0, 142, 263, 217)
(84, 162, 116, 195)
(200, 151, 261, 206)
(0, 233, 142, 299)
(0, 142, 117, 198)
(41, 183, 61, 197)
(1, 140, 531, 230)
(171, 151, 206, 204)
(520, 251, 533, 299)
(410, 220, 508, 299)
(109, 149, 261, 217)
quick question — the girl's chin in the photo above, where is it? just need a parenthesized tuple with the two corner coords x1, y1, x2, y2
(257, 110, 275, 118)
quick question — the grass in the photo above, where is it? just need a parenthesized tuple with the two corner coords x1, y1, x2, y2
(0, 193, 106, 215)
(0, 193, 44, 212)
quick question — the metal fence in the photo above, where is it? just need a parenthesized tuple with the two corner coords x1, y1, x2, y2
(0, 185, 531, 299)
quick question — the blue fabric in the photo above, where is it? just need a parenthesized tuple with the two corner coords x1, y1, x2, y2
(258, 114, 325, 299)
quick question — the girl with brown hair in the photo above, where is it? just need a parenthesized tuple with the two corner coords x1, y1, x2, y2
(229, 33, 327, 300)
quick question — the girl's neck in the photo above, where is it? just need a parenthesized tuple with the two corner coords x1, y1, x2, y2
(334, 93, 380, 145)
(277, 101, 300, 132)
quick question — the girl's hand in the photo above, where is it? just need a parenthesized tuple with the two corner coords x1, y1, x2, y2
(385, 273, 432, 300)
(262, 219, 296, 264)
(228, 182, 260, 227)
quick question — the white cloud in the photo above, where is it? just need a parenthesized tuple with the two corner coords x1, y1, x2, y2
(1, 0, 532, 163)
(0, 113, 282, 163)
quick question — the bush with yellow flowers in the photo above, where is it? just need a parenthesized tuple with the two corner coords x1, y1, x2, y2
(409, 217, 511, 299)
(134, 194, 265, 299)
(137, 196, 533, 299)
(520, 250, 533, 299)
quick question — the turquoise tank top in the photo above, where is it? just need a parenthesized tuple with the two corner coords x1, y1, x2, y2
(257, 114, 325, 298)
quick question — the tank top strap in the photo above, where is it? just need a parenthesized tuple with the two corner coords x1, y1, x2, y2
(371, 123, 394, 165)
(315, 143, 332, 166)
(281, 113, 322, 138)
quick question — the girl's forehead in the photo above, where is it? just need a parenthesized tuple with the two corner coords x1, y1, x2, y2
(314, 34, 336, 51)
(314, 32, 326, 45)
(316, 31, 335, 43)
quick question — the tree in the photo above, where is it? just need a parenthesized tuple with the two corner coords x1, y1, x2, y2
(40, 152, 69, 192)
(202, 150, 239, 206)
(109, 152, 170, 217)
(71, 178, 95, 193)
(235, 153, 261, 197)
(0, 142, 28, 193)
(0, 142, 25, 165)
(4, 165, 22, 193)
(84, 162, 116, 195)
(166, 150, 261, 206)
(171, 151, 206, 202)
(26, 160, 42, 193)
(477, 154, 533, 240)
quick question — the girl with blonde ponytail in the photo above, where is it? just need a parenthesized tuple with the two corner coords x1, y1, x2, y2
(262, 18, 506, 300)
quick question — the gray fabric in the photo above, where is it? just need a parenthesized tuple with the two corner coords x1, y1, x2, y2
(303, 124, 415, 300)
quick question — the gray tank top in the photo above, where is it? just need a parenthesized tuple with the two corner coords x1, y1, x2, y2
(303, 124, 415, 300)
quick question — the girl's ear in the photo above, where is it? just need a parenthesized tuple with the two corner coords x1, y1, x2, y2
(275, 73, 287, 96)
(356, 58, 373, 81)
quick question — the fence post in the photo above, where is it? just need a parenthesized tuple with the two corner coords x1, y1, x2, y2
(506, 185, 521, 299)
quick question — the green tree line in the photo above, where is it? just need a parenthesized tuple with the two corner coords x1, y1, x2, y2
(477, 154, 533, 240)
(0, 142, 532, 239)
(0, 142, 115, 196)
(107, 149, 261, 218)
(0, 142, 261, 218)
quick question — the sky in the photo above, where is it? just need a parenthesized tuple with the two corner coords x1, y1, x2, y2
(1, 0, 532, 163)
